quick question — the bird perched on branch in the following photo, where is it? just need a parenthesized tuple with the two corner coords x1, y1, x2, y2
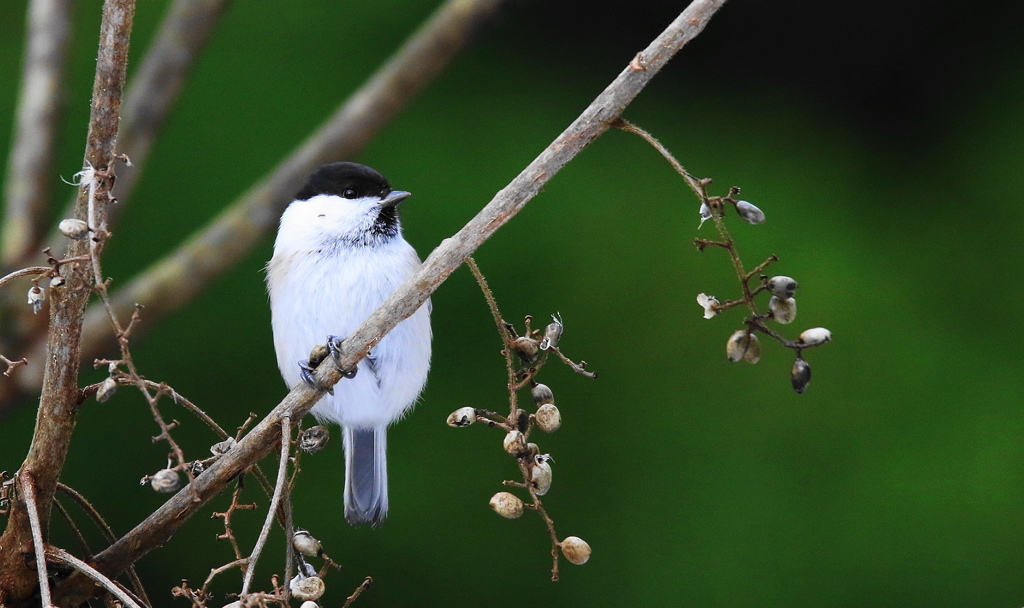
(267, 162, 432, 526)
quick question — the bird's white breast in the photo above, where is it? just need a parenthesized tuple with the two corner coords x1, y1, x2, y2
(267, 195, 431, 427)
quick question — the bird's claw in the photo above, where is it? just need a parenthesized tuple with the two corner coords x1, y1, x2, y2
(298, 359, 334, 395)
(298, 343, 334, 394)
(326, 335, 358, 379)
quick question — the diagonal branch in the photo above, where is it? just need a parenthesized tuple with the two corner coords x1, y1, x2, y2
(0, 0, 136, 603)
(51, 1, 728, 604)
(1, 0, 72, 267)
(10, 0, 509, 399)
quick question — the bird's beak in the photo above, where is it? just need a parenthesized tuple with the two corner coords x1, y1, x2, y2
(380, 190, 411, 208)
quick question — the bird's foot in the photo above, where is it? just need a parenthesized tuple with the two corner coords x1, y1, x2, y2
(326, 335, 358, 379)
(298, 343, 334, 394)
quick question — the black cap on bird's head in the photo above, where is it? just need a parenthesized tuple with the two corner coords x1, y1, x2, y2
(297, 162, 406, 202)
(296, 162, 411, 241)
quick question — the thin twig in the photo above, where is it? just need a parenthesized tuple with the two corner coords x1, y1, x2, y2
(693, 238, 731, 251)
(201, 557, 248, 597)
(20, 475, 53, 607)
(101, 0, 232, 226)
(2, 0, 71, 266)
(710, 214, 759, 315)
(547, 346, 597, 379)
(212, 482, 257, 561)
(44, 547, 142, 608)
(282, 484, 295, 599)
(51, 3, 729, 602)
(81, 163, 195, 476)
(466, 257, 520, 419)
(0, 266, 50, 290)
(518, 459, 562, 582)
(80, 377, 228, 439)
(342, 577, 372, 608)
(240, 416, 291, 597)
(82, 374, 277, 500)
(53, 499, 93, 558)
(744, 255, 779, 282)
(1, 355, 29, 377)
(613, 118, 704, 198)
(465, 257, 509, 341)
(616, 117, 772, 319)
(622, 120, 823, 356)
(55, 483, 151, 606)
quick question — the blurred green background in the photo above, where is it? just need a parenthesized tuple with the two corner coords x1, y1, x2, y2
(2, 0, 1023, 606)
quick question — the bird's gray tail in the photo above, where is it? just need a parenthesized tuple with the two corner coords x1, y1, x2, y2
(344, 426, 388, 527)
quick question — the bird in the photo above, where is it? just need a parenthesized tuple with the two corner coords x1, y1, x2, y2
(266, 161, 432, 526)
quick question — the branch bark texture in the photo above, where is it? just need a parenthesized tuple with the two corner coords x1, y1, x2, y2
(51, 0, 728, 603)
(0, 1, 135, 605)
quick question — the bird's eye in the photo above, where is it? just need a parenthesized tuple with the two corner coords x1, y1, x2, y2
(342, 188, 358, 199)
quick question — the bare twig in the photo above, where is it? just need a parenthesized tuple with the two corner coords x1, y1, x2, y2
(0, 266, 50, 290)
(1, 355, 29, 377)
(44, 547, 142, 608)
(2, 0, 71, 266)
(51, 2, 728, 603)
(548, 346, 597, 379)
(212, 481, 257, 561)
(55, 483, 150, 606)
(20, 475, 53, 608)
(240, 416, 291, 597)
(200, 557, 247, 599)
(53, 499, 93, 558)
(466, 257, 520, 418)
(465, 258, 510, 341)
(282, 483, 296, 597)
(520, 462, 563, 581)
(342, 577, 373, 608)
(0, 2, 136, 602)
(80, 377, 228, 440)
(745, 255, 779, 281)
(613, 119, 704, 198)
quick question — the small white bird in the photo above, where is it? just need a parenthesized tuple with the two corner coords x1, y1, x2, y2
(267, 162, 432, 526)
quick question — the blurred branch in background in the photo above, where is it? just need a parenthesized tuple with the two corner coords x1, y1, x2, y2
(33, 0, 234, 264)
(1, 0, 71, 266)
(0, 0, 231, 403)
